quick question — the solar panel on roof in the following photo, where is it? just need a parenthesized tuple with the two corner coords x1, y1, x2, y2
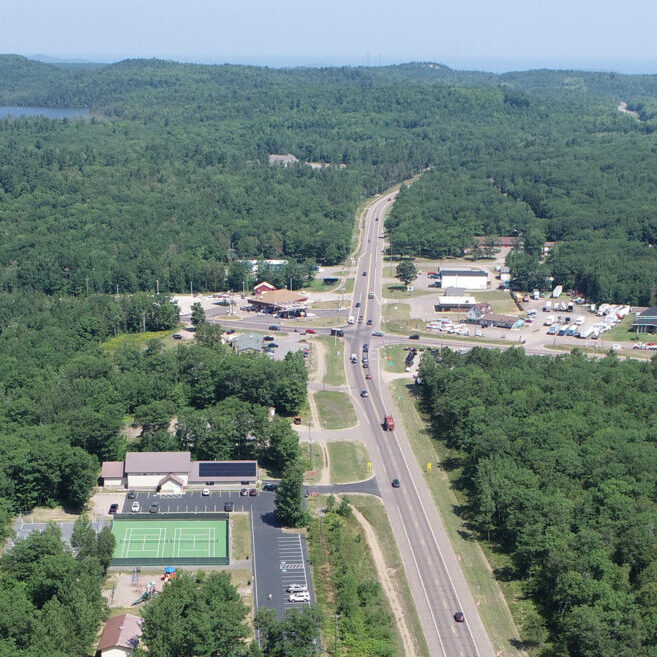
(198, 462, 256, 478)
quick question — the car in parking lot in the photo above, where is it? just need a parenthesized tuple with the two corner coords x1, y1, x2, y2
(131, 501, 141, 513)
(454, 611, 465, 623)
(225, 328, 235, 334)
(127, 490, 136, 499)
(240, 488, 249, 496)
(287, 584, 308, 593)
(293, 416, 302, 425)
(264, 335, 274, 341)
(289, 591, 311, 603)
(372, 330, 384, 337)
(263, 482, 279, 491)
(268, 343, 279, 348)
(224, 501, 234, 512)
(109, 503, 119, 514)
(249, 488, 258, 497)
(149, 503, 159, 513)
(391, 478, 400, 488)
(202, 488, 210, 496)
(173, 333, 183, 340)
(360, 390, 368, 398)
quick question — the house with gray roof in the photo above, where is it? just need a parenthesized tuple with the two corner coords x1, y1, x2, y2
(233, 333, 263, 354)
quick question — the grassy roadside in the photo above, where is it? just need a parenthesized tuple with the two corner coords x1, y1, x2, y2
(314, 391, 357, 430)
(316, 336, 346, 386)
(326, 441, 369, 483)
(382, 284, 433, 300)
(381, 344, 407, 373)
(349, 494, 431, 657)
(306, 495, 405, 657)
(300, 441, 325, 480)
(230, 512, 252, 561)
(388, 378, 528, 657)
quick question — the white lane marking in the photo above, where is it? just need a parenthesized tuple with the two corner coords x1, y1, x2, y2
(398, 505, 448, 657)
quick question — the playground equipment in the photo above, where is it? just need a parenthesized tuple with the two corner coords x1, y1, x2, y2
(131, 581, 158, 605)
(161, 566, 177, 583)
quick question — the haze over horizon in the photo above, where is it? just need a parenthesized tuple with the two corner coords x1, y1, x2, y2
(4, 0, 657, 75)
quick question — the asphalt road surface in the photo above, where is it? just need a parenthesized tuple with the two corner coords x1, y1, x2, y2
(340, 194, 495, 657)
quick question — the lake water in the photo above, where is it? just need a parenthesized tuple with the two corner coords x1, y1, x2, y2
(0, 106, 90, 120)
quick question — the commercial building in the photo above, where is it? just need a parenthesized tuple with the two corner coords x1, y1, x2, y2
(246, 289, 309, 316)
(439, 268, 488, 290)
(632, 307, 657, 334)
(434, 296, 477, 312)
(101, 453, 258, 492)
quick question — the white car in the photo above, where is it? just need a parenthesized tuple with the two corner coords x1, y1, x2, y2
(131, 501, 140, 513)
(286, 584, 308, 593)
(289, 592, 311, 603)
(202, 488, 210, 496)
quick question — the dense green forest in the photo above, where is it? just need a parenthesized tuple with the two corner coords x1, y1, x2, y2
(419, 347, 657, 656)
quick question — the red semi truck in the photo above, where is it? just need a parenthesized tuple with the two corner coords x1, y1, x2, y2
(384, 415, 395, 431)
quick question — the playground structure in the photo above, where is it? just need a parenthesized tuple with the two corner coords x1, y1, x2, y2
(132, 580, 159, 606)
(130, 566, 177, 605)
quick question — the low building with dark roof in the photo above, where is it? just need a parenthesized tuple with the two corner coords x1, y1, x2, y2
(632, 307, 657, 333)
(478, 313, 521, 329)
(233, 333, 264, 354)
(439, 267, 488, 290)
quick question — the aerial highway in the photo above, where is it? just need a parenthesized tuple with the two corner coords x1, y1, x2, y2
(204, 195, 499, 655)
(339, 193, 496, 657)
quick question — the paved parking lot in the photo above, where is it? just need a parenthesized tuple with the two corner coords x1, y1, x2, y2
(117, 488, 315, 618)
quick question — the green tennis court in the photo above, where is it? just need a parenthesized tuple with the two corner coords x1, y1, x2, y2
(111, 517, 228, 566)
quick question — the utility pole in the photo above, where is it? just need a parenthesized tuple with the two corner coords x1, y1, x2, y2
(156, 279, 159, 294)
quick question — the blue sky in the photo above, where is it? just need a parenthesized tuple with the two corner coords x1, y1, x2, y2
(3, 0, 657, 73)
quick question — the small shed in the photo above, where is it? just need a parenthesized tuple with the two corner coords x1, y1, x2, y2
(101, 462, 125, 488)
(97, 613, 142, 657)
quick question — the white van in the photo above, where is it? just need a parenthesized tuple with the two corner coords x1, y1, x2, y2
(348, 315, 355, 324)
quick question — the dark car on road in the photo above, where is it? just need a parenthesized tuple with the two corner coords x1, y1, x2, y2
(224, 501, 234, 512)
(109, 503, 119, 514)
(263, 483, 279, 491)
(392, 478, 400, 488)
(360, 390, 369, 398)
(409, 334, 420, 340)
(454, 612, 465, 623)
(268, 325, 280, 331)
(366, 319, 373, 326)
(362, 271, 367, 276)
(355, 301, 361, 308)
(149, 503, 159, 513)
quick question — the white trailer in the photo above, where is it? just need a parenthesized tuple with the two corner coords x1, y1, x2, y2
(552, 285, 563, 298)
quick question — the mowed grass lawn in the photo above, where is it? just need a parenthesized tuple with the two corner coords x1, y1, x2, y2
(230, 513, 252, 561)
(327, 441, 369, 483)
(474, 290, 519, 315)
(381, 344, 407, 373)
(314, 391, 357, 430)
(316, 336, 346, 386)
(388, 379, 527, 657)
